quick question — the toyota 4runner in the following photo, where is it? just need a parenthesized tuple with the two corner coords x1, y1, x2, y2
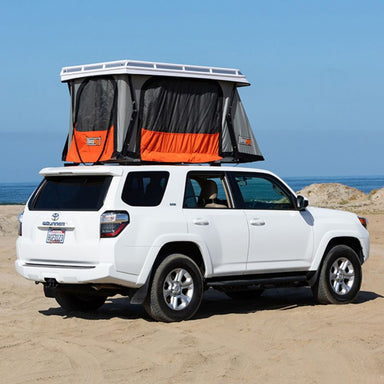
(16, 165, 370, 322)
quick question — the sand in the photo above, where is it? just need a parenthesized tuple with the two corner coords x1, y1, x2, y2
(1, 203, 383, 383)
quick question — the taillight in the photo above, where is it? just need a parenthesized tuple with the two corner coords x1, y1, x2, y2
(18, 212, 24, 236)
(100, 211, 129, 238)
(358, 216, 368, 229)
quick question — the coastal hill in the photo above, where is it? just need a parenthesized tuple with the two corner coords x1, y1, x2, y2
(297, 184, 384, 213)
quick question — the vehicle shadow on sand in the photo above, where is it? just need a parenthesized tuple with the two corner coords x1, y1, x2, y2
(195, 288, 382, 320)
(38, 287, 383, 321)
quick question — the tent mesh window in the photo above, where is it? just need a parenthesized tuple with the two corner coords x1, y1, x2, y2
(66, 76, 117, 163)
(75, 77, 116, 133)
(139, 77, 223, 163)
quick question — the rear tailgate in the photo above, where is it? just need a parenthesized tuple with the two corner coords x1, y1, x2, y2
(19, 171, 117, 267)
(20, 210, 104, 266)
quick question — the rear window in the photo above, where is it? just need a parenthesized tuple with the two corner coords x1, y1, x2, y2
(122, 171, 169, 206)
(29, 176, 112, 211)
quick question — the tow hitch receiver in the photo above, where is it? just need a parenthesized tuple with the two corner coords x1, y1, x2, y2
(43, 278, 58, 297)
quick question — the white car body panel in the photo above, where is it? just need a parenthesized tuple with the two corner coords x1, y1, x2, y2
(183, 208, 249, 275)
(307, 207, 370, 270)
(245, 209, 314, 273)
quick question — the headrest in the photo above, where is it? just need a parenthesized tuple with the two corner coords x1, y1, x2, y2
(200, 180, 218, 201)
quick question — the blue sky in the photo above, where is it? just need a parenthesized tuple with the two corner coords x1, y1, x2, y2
(0, 0, 383, 182)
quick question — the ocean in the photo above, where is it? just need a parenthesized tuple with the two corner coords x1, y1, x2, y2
(0, 182, 40, 205)
(0, 175, 383, 205)
(284, 175, 384, 195)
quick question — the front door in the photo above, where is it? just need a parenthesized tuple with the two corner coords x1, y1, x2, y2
(229, 172, 314, 273)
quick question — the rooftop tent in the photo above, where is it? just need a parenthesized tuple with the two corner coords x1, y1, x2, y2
(61, 59, 264, 164)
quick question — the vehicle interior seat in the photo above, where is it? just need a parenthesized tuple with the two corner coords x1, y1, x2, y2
(198, 180, 227, 208)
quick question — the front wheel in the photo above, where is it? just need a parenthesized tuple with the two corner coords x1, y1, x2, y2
(144, 254, 204, 322)
(313, 245, 362, 304)
(55, 292, 107, 311)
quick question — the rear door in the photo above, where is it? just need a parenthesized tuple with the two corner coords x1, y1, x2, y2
(21, 175, 112, 265)
(229, 172, 314, 272)
(183, 171, 249, 275)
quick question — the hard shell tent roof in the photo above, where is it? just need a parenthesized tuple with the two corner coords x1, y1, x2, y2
(61, 59, 264, 164)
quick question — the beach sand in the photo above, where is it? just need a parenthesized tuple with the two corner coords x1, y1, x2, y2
(1, 202, 383, 383)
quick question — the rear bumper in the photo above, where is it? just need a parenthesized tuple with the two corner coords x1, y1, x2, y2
(15, 260, 141, 288)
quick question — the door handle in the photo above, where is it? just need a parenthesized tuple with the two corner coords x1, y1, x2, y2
(250, 218, 265, 226)
(193, 218, 209, 226)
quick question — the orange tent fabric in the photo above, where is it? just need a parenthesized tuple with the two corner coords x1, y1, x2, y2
(140, 128, 221, 163)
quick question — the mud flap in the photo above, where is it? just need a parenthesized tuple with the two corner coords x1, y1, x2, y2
(130, 278, 150, 305)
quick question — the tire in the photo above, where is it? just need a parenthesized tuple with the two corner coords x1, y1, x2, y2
(313, 245, 362, 304)
(55, 292, 107, 311)
(144, 254, 204, 322)
(224, 288, 264, 300)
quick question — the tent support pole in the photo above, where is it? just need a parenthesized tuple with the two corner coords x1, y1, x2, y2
(226, 86, 239, 161)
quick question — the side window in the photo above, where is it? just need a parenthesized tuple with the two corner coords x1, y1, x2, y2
(122, 171, 169, 206)
(183, 173, 229, 209)
(231, 173, 295, 210)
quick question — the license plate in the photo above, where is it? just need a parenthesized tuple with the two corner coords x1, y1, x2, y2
(46, 229, 66, 244)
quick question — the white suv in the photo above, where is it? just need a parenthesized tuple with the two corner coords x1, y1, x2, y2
(16, 165, 370, 322)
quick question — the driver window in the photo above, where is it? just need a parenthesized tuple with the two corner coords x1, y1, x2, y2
(232, 173, 294, 210)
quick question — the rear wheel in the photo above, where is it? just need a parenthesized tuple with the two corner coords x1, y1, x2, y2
(313, 245, 362, 304)
(144, 254, 204, 322)
(55, 292, 107, 311)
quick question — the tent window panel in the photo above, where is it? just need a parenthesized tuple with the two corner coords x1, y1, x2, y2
(75, 77, 116, 132)
(140, 77, 223, 135)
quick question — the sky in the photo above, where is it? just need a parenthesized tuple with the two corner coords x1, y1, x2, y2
(0, 0, 383, 182)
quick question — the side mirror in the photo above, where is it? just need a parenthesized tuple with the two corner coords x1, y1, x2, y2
(296, 195, 309, 211)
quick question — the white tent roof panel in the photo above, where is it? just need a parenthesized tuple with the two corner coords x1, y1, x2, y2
(60, 59, 250, 86)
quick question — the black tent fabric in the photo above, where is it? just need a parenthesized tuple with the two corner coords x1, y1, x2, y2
(66, 77, 117, 163)
(75, 77, 116, 133)
(139, 77, 223, 162)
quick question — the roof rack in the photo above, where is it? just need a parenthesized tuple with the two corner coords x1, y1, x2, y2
(60, 59, 250, 86)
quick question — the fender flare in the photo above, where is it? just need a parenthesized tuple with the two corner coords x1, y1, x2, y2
(136, 233, 213, 286)
(310, 230, 364, 272)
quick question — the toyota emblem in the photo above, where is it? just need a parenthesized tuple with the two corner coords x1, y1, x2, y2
(51, 213, 59, 221)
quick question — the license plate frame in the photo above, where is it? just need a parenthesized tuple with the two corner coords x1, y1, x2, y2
(46, 228, 66, 244)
